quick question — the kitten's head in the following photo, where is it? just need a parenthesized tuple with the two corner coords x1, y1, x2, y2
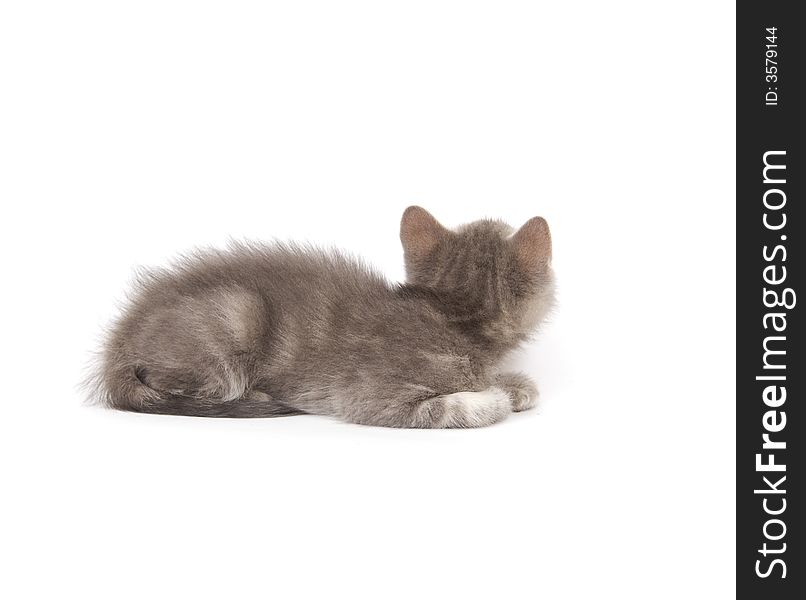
(400, 206, 555, 342)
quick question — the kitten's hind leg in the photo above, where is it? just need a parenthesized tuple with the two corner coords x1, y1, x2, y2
(494, 372, 539, 412)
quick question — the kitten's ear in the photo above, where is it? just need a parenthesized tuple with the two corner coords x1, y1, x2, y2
(400, 206, 448, 259)
(512, 217, 552, 270)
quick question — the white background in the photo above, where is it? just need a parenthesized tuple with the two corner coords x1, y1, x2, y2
(1, 1, 735, 598)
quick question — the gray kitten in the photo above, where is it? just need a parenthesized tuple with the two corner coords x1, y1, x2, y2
(90, 207, 555, 428)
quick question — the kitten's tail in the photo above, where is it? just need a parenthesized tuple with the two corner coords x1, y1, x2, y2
(88, 362, 301, 418)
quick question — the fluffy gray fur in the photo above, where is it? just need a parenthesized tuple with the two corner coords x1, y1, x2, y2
(89, 207, 555, 428)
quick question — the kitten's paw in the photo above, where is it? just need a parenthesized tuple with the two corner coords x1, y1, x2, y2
(494, 372, 539, 412)
(437, 387, 511, 428)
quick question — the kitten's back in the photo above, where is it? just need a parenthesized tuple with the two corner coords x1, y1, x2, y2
(91, 242, 396, 415)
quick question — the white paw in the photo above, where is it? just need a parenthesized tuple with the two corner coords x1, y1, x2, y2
(439, 387, 511, 428)
(510, 386, 538, 412)
(494, 373, 539, 412)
